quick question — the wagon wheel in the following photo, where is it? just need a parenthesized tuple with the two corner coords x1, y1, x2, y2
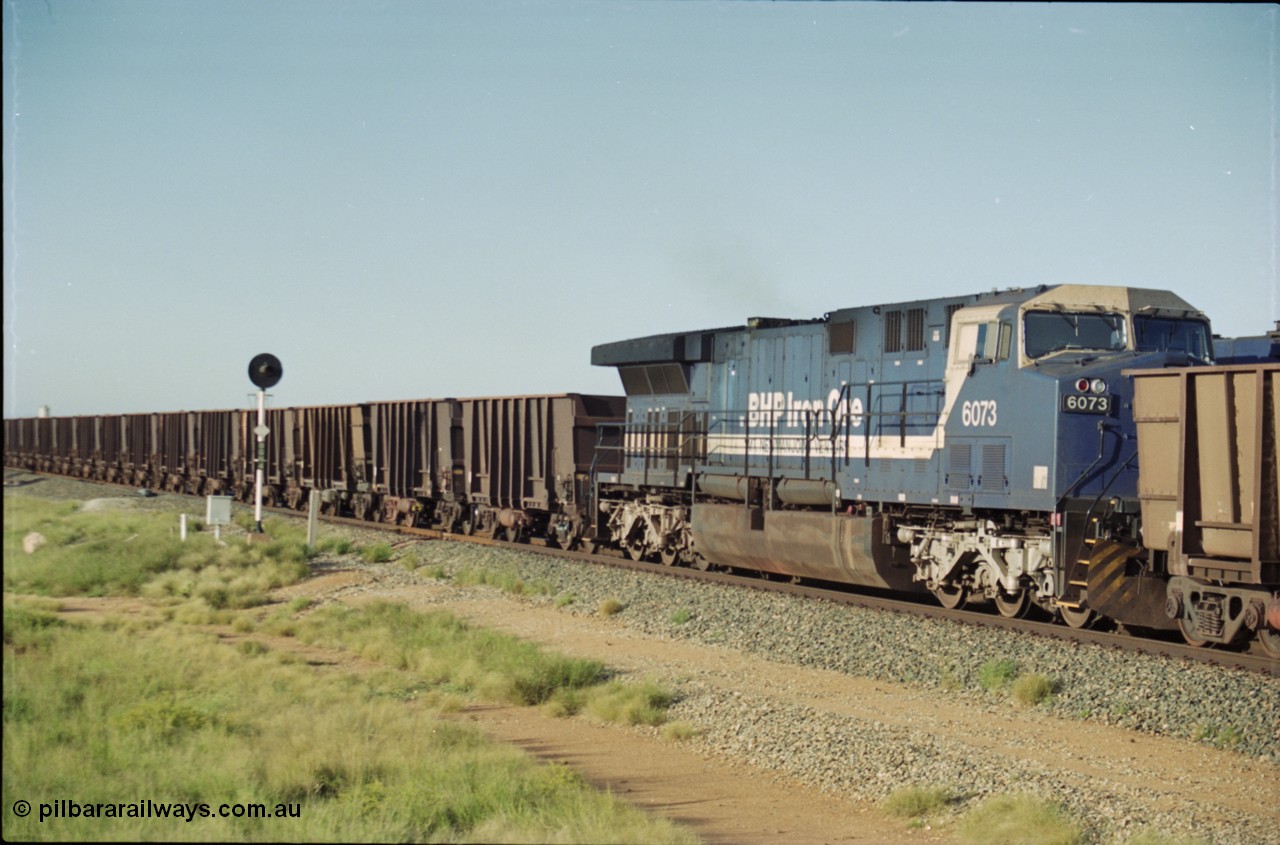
(459, 514, 475, 536)
(1058, 603, 1097, 630)
(504, 525, 525, 544)
(932, 583, 968, 610)
(1178, 617, 1209, 648)
(994, 587, 1033, 619)
(1256, 628, 1280, 659)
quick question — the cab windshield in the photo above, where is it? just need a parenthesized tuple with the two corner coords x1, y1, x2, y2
(1024, 311, 1127, 359)
(1133, 316, 1213, 362)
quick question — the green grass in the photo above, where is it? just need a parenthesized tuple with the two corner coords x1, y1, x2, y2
(313, 536, 353, 555)
(956, 794, 1083, 845)
(584, 681, 675, 726)
(977, 658, 1019, 692)
(598, 597, 625, 617)
(2, 606, 695, 843)
(454, 566, 555, 597)
(4, 493, 690, 841)
(669, 608, 692, 625)
(292, 601, 608, 707)
(543, 680, 676, 727)
(661, 721, 700, 742)
(360, 542, 393, 564)
(1012, 673, 1056, 707)
(881, 785, 954, 819)
(4, 498, 310, 607)
(1193, 723, 1243, 750)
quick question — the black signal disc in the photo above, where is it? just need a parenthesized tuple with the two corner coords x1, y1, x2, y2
(248, 353, 283, 389)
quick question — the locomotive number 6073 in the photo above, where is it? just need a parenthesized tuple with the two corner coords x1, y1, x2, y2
(1062, 394, 1113, 414)
(961, 399, 998, 427)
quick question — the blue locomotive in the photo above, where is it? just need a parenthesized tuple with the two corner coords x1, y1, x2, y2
(591, 284, 1244, 635)
(1213, 322, 1279, 364)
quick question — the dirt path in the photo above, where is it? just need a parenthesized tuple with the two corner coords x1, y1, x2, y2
(411, 595, 1276, 825)
(462, 703, 907, 844)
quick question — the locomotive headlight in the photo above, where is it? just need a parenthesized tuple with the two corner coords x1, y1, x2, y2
(1090, 378, 1107, 394)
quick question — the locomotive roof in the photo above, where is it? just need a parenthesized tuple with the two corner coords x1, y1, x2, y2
(591, 284, 1206, 367)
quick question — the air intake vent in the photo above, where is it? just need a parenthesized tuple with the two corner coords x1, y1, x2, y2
(946, 444, 971, 490)
(980, 443, 1007, 493)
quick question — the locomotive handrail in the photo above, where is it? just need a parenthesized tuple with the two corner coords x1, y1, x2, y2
(605, 377, 947, 499)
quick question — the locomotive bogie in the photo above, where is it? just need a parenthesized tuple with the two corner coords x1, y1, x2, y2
(898, 517, 1056, 613)
(600, 495, 691, 564)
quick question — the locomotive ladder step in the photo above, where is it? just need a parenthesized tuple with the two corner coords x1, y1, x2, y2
(1069, 580, 1088, 587)
(1083, 537, 1097, 546)
(1056, 600, 1083, 609)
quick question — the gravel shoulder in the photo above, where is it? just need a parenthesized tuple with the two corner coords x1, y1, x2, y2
(286, 560, 1279, 845)
(8, 473, 1280, 844)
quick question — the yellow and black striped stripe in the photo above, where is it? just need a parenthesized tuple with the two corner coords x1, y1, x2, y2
(1084, 539, 1173, 628)
(1085, 539, 1143, 613)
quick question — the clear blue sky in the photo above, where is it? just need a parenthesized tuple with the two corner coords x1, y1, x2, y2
(4, 1, 1276, 417)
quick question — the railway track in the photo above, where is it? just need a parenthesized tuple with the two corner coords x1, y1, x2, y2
(293, 507, 1280, 677)
(6, 469, 1274, 676)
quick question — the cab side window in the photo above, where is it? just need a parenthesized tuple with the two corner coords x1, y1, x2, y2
(955, 321, 1011, 363)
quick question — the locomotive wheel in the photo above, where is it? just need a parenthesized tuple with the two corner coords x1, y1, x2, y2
(932, 583, 968, 610)
(659, 545, 680, 566)
(994, 588, 1033, 619)
(1178, 617, 1209, 648)
(623, 542, 647, 562)
(1058, 603, 1097, 630)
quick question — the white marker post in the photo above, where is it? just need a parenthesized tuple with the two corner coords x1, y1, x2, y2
(254, 388, 268, 534)
(246, 353, 283, 537)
